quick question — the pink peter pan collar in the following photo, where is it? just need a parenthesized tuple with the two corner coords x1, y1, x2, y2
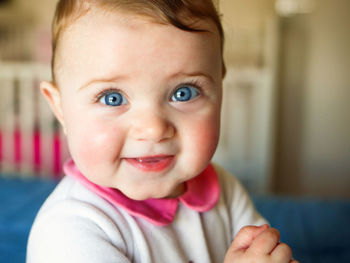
(63, 159, 220, 226)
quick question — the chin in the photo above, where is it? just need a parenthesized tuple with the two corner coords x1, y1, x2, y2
(120, 189, 159, 201)
(122, 187, 176, 201)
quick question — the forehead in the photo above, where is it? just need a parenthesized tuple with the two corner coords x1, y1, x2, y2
(55, 9, 222, 87)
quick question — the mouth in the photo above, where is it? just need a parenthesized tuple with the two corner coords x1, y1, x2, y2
(124, 155, 175, 172)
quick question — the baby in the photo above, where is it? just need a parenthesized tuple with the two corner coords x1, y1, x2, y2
(27, 0, 297, 262)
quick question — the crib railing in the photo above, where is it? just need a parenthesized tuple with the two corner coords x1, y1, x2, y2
(0, 62, 69, 178)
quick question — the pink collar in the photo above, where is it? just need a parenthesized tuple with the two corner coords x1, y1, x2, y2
(63, 159, 220, 226)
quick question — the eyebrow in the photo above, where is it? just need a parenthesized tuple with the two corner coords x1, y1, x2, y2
(79, 76, 128, 91)
(169, 72, 215, 84)
(79, 71, 215, 91)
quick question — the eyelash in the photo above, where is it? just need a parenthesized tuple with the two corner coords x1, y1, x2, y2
(94, 79, 204, 104)
(170, 80, 202, 101)
(94, 88, 124, 103)
(176, 79, 202, 92)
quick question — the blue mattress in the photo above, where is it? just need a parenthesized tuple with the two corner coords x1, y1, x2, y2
(0, 177, 57, 263)
(1, 176, 350, 263)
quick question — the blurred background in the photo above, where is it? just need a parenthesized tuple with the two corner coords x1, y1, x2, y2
(0, 0, 349, 199)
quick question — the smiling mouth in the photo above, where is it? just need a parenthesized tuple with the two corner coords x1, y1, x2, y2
(124, 155, 174, 172)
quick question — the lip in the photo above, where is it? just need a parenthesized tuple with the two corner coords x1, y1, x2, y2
(124, 155, 175, 172)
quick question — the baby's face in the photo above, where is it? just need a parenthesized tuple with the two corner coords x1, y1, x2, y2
(45, 9, 223, 200)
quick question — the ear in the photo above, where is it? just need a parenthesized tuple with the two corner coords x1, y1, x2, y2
(40, 81, 66, 133)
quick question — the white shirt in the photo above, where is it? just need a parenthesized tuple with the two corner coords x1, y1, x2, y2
(27, 164, 267, 263)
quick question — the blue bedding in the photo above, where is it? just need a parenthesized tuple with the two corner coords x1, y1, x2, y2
(1, 176, 350, 263)
(0, 177, 57, 263)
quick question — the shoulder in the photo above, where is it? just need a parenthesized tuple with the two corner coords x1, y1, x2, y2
(27, 177, 134, 262)
(211, 163, 247, 203)
(211, 163, 268, 235)
(36, 176, 130, 221)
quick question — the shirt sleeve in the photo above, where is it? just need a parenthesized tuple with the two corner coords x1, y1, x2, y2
(213, 164, 268, 238)
(27, 199, 133, 263)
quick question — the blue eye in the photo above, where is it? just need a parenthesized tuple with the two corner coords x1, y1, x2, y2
(99, 91, 127, 106)
(171, 85, 199, 102)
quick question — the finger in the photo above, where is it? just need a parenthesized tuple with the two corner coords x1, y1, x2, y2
(230, 224, 269, 252)
(290, 260, 299, 263)
(247, 227, 280, 255)
(271, 242, 292, 263)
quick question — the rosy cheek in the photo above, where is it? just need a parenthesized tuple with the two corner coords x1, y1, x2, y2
(68, 120, 124, 170)
(195, 120, 220, 155)
(184, 112, 220, 170)
(80, 132, 109, 160)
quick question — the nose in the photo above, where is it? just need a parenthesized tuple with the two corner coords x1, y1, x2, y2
(129, 111, 175, 142)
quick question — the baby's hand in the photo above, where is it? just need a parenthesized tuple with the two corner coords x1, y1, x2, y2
(223, 224, 298, 263)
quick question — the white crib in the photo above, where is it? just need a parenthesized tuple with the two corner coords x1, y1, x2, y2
(0, 62, 69, 178)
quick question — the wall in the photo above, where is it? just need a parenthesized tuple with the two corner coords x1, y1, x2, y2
(0, 0, 56, 25)
(219, 0, 275, 66)
(213, 0, 278, 194)
(0, 0, 56, 62)
(274, 0, 350, 198)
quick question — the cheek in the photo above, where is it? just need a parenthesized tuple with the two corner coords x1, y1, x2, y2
(182, 107, 221, 169)
(66, 118, 125, 174)
(193, 118, 220, 157)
